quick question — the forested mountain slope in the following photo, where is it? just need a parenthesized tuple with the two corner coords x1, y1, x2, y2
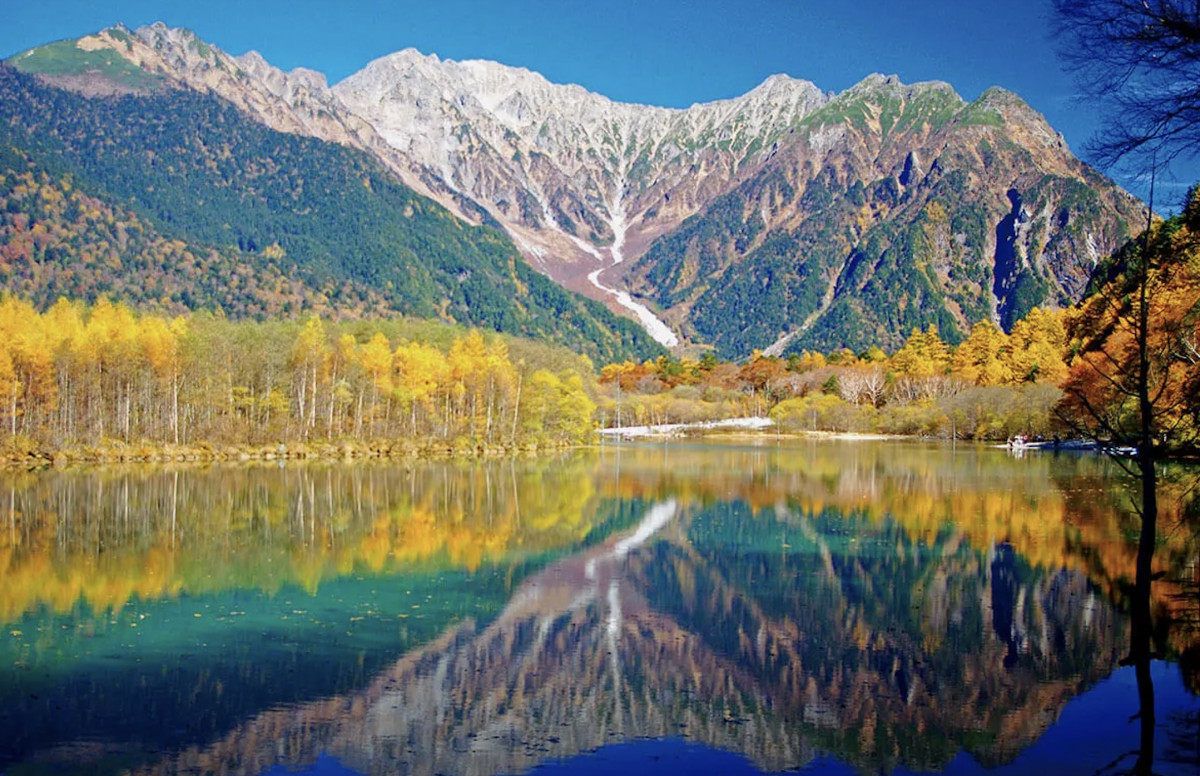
(630, 82, 1145, 354)
(0, 64, 659, 363)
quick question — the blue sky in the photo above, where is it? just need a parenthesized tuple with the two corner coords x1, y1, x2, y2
(1, 0, 1194, 204)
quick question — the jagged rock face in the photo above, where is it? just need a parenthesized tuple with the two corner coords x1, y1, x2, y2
(81, 24, 368, 147)
(332, 52, 828, 272)
(19, 26, 1145, 356)
(330, 54, 1143, 355)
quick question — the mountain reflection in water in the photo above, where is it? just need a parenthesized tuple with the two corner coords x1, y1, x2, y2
(1, 441, 1198, 775)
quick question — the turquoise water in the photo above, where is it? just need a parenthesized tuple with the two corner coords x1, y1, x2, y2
(0, 441, 1197, 775)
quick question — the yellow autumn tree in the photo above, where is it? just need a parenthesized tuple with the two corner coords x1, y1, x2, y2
(137, 314, 185, 443)
(393, 340, 448, 436)
(43, 298, 84, 440)
(445, 330, 519, 443)
(290, 316, 329, 438)
(953, 320, 1013, 386)
(357, 331, 394, 436)
(888, 325, 956, 402)
(0, 337, 17, 437)
(76, 297, 141, 439)
(890, 325, 951, 377)
(1005, 307, 1068, 384)
(0, 297, 56, 436)
(479, 336, 519, 443)
(520, 369, 596, 445)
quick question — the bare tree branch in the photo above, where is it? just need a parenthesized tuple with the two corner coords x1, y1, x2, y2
(1054, 0, 1200, 169)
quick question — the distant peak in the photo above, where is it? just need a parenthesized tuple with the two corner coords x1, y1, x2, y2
(238, 50, 269, 68)
(976, 85, 1024, 105)
(970, 87, 1059, 135)
(749, 72, 822, 95)
(133, 22, 206, 48)
(234, 51, 331, 93)
(756, 73, 801, 88)
(399, 47, 437, 62)
(968, 87, 1041, 120)
(843, 72, 960, 101)
(136, 21, 184, 38)
(288, 67, 328, 89)
(376, 47, 439, 67)
(343, 48, 443, 84)
(366, 48, 552, 83)
(863, 72, 903, 87)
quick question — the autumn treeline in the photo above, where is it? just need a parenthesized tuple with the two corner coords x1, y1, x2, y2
(597, 308, 1072, 439)
(597, 194, 1200, 448)
(0, 296, 596, 453)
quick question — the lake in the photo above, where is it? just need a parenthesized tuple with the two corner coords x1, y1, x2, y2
(2, 439, 1199, 775)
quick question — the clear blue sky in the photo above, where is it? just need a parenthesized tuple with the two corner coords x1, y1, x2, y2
(1, 0, 1194, 204)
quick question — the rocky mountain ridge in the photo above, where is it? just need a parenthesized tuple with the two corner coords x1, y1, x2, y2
(8, 25, 1146, 356)
(326, 47, 1143, 354)
(17, 24, 485, 222)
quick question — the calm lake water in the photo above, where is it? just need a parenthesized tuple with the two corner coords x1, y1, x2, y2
(2, 439, 1199, 776)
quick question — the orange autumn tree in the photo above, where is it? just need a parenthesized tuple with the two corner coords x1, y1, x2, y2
(1059, 189, 1200, 455)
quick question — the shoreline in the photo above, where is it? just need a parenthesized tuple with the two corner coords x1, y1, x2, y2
(0, 427, 920, 468)
(4, 428, 1184, 469)
(0, 438, 578, 468)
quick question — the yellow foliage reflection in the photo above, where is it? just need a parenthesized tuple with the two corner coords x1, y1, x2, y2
(2, 442, 1194, 644)
(0, 457, 597, 622)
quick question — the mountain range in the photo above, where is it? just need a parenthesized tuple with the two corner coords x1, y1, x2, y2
(3, 23, 1146, 358)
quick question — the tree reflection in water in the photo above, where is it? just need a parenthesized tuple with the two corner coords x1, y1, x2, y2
(0, 444, 1198, 775)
